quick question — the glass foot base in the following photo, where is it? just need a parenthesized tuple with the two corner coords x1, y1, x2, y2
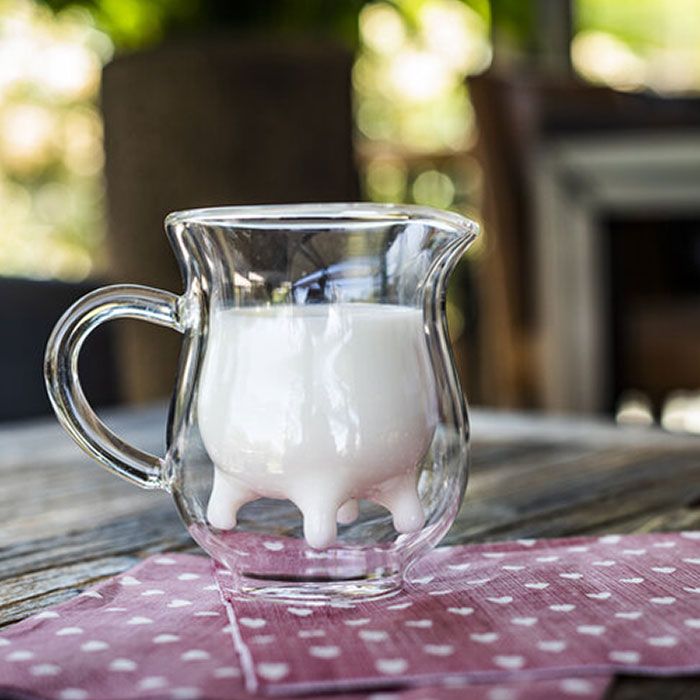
(227, 572, 403, 603)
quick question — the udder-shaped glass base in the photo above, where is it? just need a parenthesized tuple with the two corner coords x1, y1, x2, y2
(207, 469, 425, 549)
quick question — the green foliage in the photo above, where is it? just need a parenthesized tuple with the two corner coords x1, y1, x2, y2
(576, 0, 700, 51)
(37, 0, 368, 49)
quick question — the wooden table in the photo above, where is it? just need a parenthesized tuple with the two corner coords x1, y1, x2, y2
(1, 406, 699, 698)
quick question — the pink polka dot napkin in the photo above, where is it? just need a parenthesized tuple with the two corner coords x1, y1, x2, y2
(0, 554, 238, 700)
(217, 532, 700, 695)
(0, 554, 611, 700)
(0, 532, 698, 700)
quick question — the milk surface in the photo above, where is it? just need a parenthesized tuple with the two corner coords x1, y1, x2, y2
(198, 303, 437, 548)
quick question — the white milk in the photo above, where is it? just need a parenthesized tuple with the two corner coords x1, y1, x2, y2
(197, 303, 437, 549)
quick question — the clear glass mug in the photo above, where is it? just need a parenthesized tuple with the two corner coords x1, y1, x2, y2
(45, 204, 478, 601)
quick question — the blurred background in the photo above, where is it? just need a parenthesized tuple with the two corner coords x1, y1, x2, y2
(1, 0, 699, 433)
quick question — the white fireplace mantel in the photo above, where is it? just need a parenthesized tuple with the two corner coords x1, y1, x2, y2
(534, 130, 700, 413)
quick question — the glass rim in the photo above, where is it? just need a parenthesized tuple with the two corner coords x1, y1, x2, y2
(165, 202, 479, 236)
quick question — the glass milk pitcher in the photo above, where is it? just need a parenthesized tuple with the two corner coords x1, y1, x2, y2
(45, 204, 478, 600)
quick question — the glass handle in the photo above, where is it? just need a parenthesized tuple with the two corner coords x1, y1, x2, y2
(44, 284, 186, 490)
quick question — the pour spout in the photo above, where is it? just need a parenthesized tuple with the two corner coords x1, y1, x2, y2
(395, 211, 478, 306)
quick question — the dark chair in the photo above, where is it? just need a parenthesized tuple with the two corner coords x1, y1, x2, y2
(0, 277, 121, 422)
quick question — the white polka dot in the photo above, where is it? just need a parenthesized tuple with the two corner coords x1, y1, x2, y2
(650, 597, 676, 605)
(203, 584, 219, 591)
(30, 663, 61, 676)
(257, 662, 289, 681)
(599, 535, 621, 544)
(309, 645, 341, 659)
(59, 689, 88, 700)
(651, 567, 676, 574)
(386, 601, 413, 610)
(154, 556, 177, 565)
(447, 562, 472, 571)
(109, 658, 137, 672)
(537, 640, 567, 653)
(683, 586, 700, 594)
(79, 591, 103, 599)
(139, 677, 168, 690)
(470, 632, 498, 644)
(170, 687, 202, 699)
(592, 560, 616, 567)
(105, 607, 126, 612)
(375, 658, 408, 675)
(523, 582, 549, 589)
(251, 634, 275, 645)
(194, 611, 220, 617)
(423, 644, 454, 657)
(486, 596, 513, 605)
(493, 655, 525, 670)
(615, 611, 642, 620)
(127, 616, 153, 626)
(585, 592, 611, 600)
(511, 617, 537, 627)
(359, 629, 388, 642)
(298, 629, 325, 638)
(577, 625, 606, 636)
(178, 573, 201, 580)
(501, 565, 525, 571)
(549, 604, 576, 612)
(685, 619, 700, 629)
(681, 531, 700, 540)
(447, 607, 474, 616)
(119, 576, 141, 586)
(6, 650, 34, 661)
(168, 599, 193, 608)
(142, 589, 165, 597)
(344, 618, 371, 626)
(0, 639, 10, 647)
(56, 627, 83, 636)
(213, 666, 240, 679)
(80, 640, 109, 653)
(622, 549, 646, 556)
(34, 611, 60, 619)
(408, 574, 434, 585)
(181, 649, 210, 662)
(153, 634, 180, 644)
(609, 650, 640, 664)
(404, 619, 432, 628)
(567, 545, 589, 552)
(482, 552, 507, 559)
(488, 689, 516, 700)
(536, 555, 559, 562)
(619, 578, 644, 584)
(652, 541, 676, 548)
(648, 636, 678, 647)
(559, 572, 583, 580)
(240, 617, 267, 629)
(263, 541, 284, 551)
(561, 678, 595, 695)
